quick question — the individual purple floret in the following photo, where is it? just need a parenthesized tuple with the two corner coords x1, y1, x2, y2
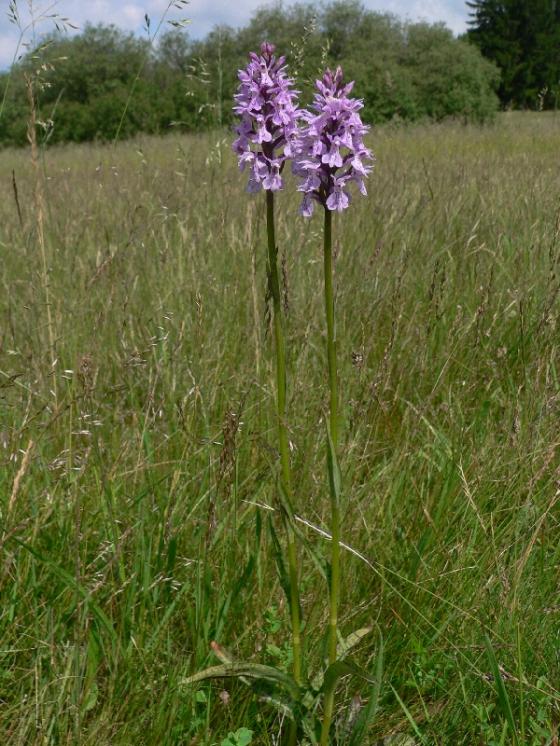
(294, 67, 374, 216)
(233, 42, 301, 193)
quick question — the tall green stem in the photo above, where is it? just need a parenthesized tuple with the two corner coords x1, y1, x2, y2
(323, 210, 338, 451)
(265, 191, 302, 694)
(321, 207, 341, 746)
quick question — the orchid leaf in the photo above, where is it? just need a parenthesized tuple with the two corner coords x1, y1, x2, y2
(182, 661, 300, 700)
(322, 658, 376, 698)
(337, 627, 372, 661)
(311, 628, 373, 692)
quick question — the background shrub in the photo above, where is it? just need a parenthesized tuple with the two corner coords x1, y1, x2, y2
(0, 0, 500, 147)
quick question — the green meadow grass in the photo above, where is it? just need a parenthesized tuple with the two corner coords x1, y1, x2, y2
(1, 112, 559, 744)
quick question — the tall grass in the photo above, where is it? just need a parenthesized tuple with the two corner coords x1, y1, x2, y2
(1, 113, 560, 744)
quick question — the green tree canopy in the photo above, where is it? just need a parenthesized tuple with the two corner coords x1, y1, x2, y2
(0, 1, 500, 147)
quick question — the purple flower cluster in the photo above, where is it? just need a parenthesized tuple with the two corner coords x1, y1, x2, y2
(294, 67, 374, 216)
(233, 42, 300, 193)
(233, 49, 374, 212)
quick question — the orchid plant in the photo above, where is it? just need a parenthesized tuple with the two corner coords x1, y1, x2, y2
(296, 66, 374, 745)
(186, 47, 379, 746)
(235, 43, 303, 746)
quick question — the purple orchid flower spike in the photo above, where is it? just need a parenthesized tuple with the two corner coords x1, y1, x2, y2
(294, 67, 374, 216)
(231, 44, 305, 713)
(232, 42, 301, 193)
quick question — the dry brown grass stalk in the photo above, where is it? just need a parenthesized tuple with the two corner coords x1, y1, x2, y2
(7, 438, 34, 519)
(11, 168, 24, 229)
(26, 73, 58, 408)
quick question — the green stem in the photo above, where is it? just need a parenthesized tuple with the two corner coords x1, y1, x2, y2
(321, 207, 341, 746)
(323, 209, 338, 451)
(265, 191, 303, 695)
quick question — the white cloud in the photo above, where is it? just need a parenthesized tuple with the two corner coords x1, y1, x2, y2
(63, 1, 144, 30)
(0, 31, 19, 68)
(61, 0, 194, 34)
(383, 0, 468, 34)
(187, 0, 262, 37)
(122, 4, 145, 25)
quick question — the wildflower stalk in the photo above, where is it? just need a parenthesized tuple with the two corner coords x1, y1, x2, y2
(320, 207, 341, 746)
(323, 209, 338, 452)
(26, 74, 58, 409)
(233, 44, 303, 731)
(266, 191, 303, 693)
(293, 66, 374, 745)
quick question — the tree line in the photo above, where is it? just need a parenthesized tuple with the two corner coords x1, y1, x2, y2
(0, 0, 522, 147)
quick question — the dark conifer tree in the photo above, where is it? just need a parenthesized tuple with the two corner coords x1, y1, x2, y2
(467, 0, 560, 108)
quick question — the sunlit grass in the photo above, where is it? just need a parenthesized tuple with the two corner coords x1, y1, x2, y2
(1, 112, 559, 744)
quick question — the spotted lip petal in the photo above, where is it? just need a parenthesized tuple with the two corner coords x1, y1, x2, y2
(232, 42, 301, 193)
(294, 66, 374, 214)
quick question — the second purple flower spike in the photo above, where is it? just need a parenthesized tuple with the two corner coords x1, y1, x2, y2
(233, 42, 300, 193)
(295, 67, 374, 216)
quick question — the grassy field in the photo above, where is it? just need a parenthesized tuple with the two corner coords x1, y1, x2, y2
(1, 112, 560, 744)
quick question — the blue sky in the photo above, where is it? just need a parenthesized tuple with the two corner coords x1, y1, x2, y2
(0, 0, 471, 68)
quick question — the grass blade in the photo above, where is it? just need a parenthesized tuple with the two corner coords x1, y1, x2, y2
(347, 632, 384, 746)
(484, 634, 518, 744)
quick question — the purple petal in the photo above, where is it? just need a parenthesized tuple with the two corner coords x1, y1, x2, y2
(300, 193, 314, 217)
(326, 189, 350, 212)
